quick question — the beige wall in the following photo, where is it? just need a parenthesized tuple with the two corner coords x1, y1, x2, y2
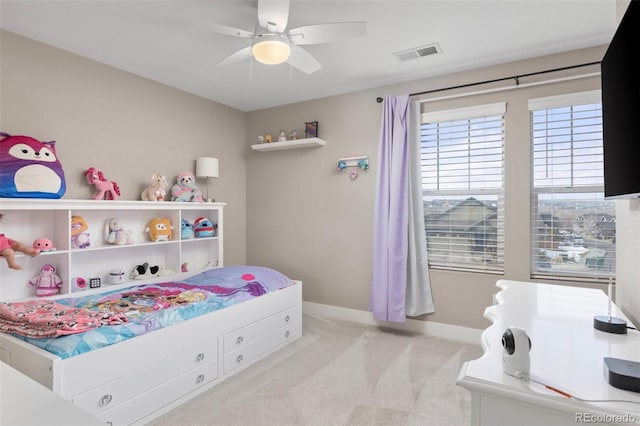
(0, 30, 248, 265)
(247, 46, 613, 330)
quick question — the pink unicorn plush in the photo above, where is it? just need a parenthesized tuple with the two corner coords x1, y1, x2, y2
(85, 167, 121, 200)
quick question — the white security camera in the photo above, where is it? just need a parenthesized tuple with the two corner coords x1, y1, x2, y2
(501, 327, 531, 379)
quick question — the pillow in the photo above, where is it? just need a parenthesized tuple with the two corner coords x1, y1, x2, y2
(0, 132, 66, 199)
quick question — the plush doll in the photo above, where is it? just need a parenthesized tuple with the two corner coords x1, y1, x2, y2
(131, 262, 160, 280)
(171, 172, 203, 203)
(181, 218, 194, 239)
(146, 217, 173, 242)
(70, 215, 90, 248)
(141, 173, 168, 202)
(193, 217, 216, 237)
(29, 264, 62, 297)
(33, 238, 56, 252)
(84, 167, 120, 200)
(0, 132, 66, 199)
(104, 218, 133, 245)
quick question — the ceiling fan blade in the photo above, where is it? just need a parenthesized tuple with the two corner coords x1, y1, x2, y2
(288, 44, 321, 74)
(216, 46, 252, 67)
(258, 0, 290, 33)
(206, 23, 254, 39)
(289, 22, 367, 45)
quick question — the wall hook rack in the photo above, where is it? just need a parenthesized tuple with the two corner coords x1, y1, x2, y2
(336, 155, 369, 171)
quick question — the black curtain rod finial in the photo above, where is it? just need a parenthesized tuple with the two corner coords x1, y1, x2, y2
(376, 97, 383, 103)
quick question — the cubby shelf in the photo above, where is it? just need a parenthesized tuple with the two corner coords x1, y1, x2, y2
(251, 137, 326, 151)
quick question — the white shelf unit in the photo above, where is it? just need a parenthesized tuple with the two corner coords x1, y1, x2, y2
(251, 137, 326, 151)
(0, 199, 224, 301)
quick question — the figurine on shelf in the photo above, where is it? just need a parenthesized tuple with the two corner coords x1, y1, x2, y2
(289, 129, 298, 140)
(104, 218, 133, 245)
(84, 167, 121, 200)
(278, 130, 287, 142)
(257, 135, 265, 144)
(70, 215, 91, 249)
(264, 133, 272, 143)
(33, 238, 56, 252)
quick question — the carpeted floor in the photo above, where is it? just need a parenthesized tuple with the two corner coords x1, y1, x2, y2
(149, 314, 483, 426)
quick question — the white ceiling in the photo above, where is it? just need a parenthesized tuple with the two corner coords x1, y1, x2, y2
(0, 0, 617, 112)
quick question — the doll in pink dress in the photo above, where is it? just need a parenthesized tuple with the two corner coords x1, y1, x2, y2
(0, 213, 40, 270)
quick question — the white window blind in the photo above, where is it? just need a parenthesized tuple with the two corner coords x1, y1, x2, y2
(420, 103, 505, 273)
(530, 91, 616, 281)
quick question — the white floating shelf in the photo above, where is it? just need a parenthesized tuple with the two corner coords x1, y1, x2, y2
(251, 137, 326, 151)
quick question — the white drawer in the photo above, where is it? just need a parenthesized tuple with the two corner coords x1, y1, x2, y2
(223, 321, 299, 375)
(73, 338, 218, 416)
(224, 306, 296, 355)
(97, 358, 218, 426)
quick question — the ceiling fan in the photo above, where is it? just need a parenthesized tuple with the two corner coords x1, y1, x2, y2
(207, 0, 366, 74)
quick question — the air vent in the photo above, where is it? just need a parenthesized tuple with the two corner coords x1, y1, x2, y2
(393, 43, 442, 63)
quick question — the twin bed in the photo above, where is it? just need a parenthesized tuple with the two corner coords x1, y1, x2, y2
(0, 265, 302, 425)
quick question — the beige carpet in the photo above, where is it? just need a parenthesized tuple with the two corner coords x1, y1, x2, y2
(149, 314, 483, 426)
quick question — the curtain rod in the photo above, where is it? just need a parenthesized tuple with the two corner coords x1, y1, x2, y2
(375, 61, 601, 103)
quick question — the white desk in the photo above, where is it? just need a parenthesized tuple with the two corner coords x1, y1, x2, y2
(457, 280, 640, 426)
(1, 361, 105, 426)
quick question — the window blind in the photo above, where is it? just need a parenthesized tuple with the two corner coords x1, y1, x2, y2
(420, 103, 505, 273)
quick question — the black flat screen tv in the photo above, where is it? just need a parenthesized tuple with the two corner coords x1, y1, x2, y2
(601, 0, 640, 199)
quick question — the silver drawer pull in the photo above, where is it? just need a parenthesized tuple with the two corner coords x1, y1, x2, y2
(285, 330, 290, 338)
(99, 394, 113, 406)
(236, 336, 244, 345)
(285, 315, 290, 322)
(236, 354, 244, 363)
(196, 353, 205, 362)
(196, 374, 205, 384)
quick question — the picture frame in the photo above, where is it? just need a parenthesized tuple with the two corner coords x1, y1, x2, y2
(305, 121, 318, 138)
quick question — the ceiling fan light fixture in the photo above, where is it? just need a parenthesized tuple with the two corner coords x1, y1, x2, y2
(252, 34, 290, 65)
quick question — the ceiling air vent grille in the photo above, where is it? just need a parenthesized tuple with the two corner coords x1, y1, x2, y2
(393, 43, 442, 62)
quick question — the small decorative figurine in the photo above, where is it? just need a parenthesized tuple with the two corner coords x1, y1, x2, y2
(146, 217, 173, 242)
(257, 135, 265, 144)
(84, 167, 121, 200)
(33, 238, 56, 252)
(104, 218, 133, 245)
(289, 129, 298, 140)
(141, 173, 168, 202)
(70, 215, 90, 249)
(29, 264, 62, 297)
(265, 133, 272, 143)
(278, 130, 287, 142)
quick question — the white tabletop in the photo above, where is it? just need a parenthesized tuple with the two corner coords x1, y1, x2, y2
(458, 280, 640, 418)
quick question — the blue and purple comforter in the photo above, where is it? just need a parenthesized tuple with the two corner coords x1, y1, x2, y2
(12, 266, 294, 359)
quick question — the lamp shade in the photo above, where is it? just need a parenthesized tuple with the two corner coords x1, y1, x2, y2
(196, 157, 219, 178)
(252, 34, 290, 65)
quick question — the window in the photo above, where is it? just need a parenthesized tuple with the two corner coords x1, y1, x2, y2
(420, 103, 505, 273)
(530, 91, 616, 281)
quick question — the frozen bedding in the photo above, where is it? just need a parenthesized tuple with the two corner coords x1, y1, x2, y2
(1, 266, 293, 359)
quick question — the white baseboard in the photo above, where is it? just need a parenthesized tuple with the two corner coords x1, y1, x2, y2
(302, 301, 483, 345)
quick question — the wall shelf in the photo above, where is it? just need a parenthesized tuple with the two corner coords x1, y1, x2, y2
(251, 137, 326, 152)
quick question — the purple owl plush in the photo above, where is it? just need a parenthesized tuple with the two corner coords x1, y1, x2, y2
(0, 132, 66, 199)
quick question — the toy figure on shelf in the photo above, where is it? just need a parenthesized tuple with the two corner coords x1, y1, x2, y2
(181, 219, 194, 239)
(171, 172, 203, 203)
(33, 238, 56, 252)
(193, 217, 216, 237)
(84, 167, 121, 200)
(278, 130, 287, 142)
(146, 217, 173, 242)
(289, 130, 298, 140)
(28, 264, 62, 297)
(70, 215, 90, 248)
(264, 133, 272, 143)
(0, 213, 40, 270)
(141, 173, 168, 202)
(104, 218, 133, 245)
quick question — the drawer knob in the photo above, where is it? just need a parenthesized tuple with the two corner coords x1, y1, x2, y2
(196, 374, 205, 384)
(236, 336, 244, 345)
(285, 315, 290, 322)
(196, 353, 205, 362)
(285, 330, 290, 338)
(99, 394, 113, 407)
(237, 354, 244, 363)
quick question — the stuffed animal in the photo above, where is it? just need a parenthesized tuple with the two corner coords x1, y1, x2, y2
(70, 215, 90, 248)
(131, 262, 160, 280)
(193, 217, 216, 237)
(0, 132, 66, 199)
(28, 264, 62, 297)
(85, 167, 120, 200)
(181, 219, 194, 239)
(146, 217, 173, 242)
(33, 238, 56, 252)
(141, 173, 168, 201)
(104, 218, 133, 245)
(171, 172, 203, 203)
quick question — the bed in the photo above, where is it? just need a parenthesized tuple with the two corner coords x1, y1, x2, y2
(0, 265, 302, 426)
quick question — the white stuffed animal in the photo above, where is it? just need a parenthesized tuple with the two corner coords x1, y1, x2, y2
(141, 174, 168, 201)
(104, 218, 133, 245)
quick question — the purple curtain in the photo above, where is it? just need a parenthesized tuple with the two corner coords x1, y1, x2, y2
(370, 95, 410, 322)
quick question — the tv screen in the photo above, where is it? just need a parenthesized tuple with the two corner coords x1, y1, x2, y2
(601, 0, 640, 199)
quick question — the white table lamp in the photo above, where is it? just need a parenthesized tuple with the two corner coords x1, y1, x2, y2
(195, 157, 219, 202)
